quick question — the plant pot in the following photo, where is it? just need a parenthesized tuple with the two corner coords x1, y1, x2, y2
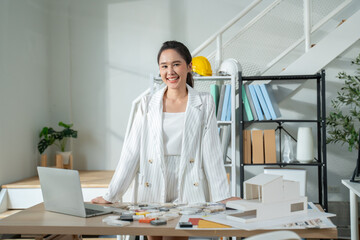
(56, 151, 72, 165)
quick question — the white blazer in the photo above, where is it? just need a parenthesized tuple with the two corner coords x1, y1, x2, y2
(103, 85, 230, 203)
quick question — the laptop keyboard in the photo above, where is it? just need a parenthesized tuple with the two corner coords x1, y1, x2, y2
(85, 208, 104, 215)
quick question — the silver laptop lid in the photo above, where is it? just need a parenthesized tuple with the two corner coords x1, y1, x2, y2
(37, 167, 86, 217)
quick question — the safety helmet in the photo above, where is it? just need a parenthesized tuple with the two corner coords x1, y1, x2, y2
(192, 56, 212, 76)
(218, 58, 242, 79)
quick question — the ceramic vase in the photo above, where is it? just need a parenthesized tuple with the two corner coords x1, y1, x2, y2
(296, 127, 314, 163)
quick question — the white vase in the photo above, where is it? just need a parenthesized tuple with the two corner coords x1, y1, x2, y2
(56, 151, 72, 165)
(296, 127, 314, 163)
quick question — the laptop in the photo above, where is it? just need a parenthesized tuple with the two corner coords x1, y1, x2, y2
(37, 167, 112, 218)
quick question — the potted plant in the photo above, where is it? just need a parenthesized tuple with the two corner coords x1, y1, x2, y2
(327, 53, 360, 151)
(327, 53, 360, 180)
(38, 122, 78, 165)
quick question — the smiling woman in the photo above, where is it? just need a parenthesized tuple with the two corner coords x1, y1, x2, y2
(158, 47, 191, 113)
(92, 41, 233, 240)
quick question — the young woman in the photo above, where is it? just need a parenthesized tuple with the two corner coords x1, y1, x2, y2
(92, 40, 230, 205)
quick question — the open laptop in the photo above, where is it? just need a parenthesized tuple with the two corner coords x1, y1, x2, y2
(37, 167, 112, 218)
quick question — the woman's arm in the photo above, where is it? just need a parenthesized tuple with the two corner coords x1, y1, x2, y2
(92, 97, 147, 203)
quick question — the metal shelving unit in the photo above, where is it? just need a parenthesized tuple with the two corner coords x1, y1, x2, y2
(238, 70, 328, 211)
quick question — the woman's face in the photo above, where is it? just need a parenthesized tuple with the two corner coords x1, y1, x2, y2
(158, 49, 192, 91)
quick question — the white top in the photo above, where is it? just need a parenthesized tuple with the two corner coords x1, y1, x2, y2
(162, 112, 185, 155)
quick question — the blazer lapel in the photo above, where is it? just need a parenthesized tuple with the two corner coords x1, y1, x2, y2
(178, 85, 203, 199)
(148, 86, 166, 173)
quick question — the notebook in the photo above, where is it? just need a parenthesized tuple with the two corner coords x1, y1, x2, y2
(37, 167, 111, 218)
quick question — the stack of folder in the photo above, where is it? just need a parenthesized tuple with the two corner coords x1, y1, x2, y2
(243, 129, 277, 164)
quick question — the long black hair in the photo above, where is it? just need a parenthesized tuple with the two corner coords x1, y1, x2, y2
(157, 40, 194, 88)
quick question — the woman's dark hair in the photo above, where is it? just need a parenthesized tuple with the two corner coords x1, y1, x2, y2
(157, 40, 194, 88)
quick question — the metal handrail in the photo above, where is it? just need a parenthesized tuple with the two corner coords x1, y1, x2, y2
(191, 0, 262, 57)
(193, 0, 352, 76)
(261, 0, 352, 74)
(192, 0, 282, 70)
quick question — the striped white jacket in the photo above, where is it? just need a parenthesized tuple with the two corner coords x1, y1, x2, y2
(103, 85, 230, 203)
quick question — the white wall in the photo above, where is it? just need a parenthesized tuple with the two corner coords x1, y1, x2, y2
(0, 0, 50, 186)
(1, 0, 359, 203)
(45, 0, 254, 170)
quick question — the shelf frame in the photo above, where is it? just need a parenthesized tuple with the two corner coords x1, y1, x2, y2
(238, 70, 328, 211)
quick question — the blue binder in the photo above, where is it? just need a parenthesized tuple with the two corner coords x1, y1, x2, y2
(221, 85, 231, 121)
(254, 84, 271, 120)
(248, 85, 264, 121)
(260, 84, 277, 119)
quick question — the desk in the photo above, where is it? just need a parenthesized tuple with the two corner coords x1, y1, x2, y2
(0, 203, 337, 239)
(342, 179, 360, 240)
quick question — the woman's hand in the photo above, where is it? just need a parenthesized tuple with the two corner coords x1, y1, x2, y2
(91, 196, 112, 204)
(218, 196, 242, 204)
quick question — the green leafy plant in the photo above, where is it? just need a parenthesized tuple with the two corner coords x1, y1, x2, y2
(327, 53, 360, 151)
(37, 122, 78, 154)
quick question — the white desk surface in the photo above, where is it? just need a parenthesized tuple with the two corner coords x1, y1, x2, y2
(342, 179, 360, 196)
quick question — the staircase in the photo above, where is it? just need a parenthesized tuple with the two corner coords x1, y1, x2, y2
(194, 0, 359, 77)
(281, 9, 360, 75)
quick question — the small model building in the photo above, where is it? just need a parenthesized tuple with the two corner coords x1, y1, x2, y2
(226, 173, 307, 223)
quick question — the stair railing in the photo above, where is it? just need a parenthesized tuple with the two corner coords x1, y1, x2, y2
(191, 0, 263, 72)
(193, 0, 352, 76)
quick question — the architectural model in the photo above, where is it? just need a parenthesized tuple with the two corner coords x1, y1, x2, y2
(226, 173, 307, 223)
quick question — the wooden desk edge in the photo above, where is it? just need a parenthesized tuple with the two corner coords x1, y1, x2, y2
(0, 204, 338, 238)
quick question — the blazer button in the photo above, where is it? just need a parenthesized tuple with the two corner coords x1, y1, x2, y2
(148, 159, 153, 164)
(190, 159, 195, 163)
(145, 182, 150, 187)
(193, 182, 199, 187)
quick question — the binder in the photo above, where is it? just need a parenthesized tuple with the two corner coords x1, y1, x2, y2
(244, 83, 258, 120)
(221, 84, 231, 121)
(261, 84, 281, 119)
(210, 84, 220, 116)
(242, 85, 254, 121)
(217, 85, 226, 121)
(248, 85, 264, 120)
(243, 130, 252, 164)
(260, 84, 276, 119)
(263, 129, 277, 164)
(252, 130, 264, 164)
(253, 84, 271, 120)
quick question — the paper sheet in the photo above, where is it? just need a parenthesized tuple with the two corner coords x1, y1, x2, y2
(175, 202, 335, 230)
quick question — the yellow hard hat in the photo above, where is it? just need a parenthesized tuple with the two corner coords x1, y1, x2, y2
(192, 56, 212, 76)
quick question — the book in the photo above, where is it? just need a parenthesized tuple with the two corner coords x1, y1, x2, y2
(243, 130, 252, 164)
(261, 84, 281, 119)
(221, 84, 231, 121)
(242, 85, 254, 121)
(251, 130, 264, 164)
(244, 83, 258, 120)
(253, 84, 271, 120)
(263, 129, 277, 164)
(217, 85, 226, 121)
(210, 84, 220, 116)
(248, 85, 264, 121)
(198, 219, 231, 228)
(225, 85, 232, 121)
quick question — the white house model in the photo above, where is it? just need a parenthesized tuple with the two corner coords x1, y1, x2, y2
(226, 173, 307, 223)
